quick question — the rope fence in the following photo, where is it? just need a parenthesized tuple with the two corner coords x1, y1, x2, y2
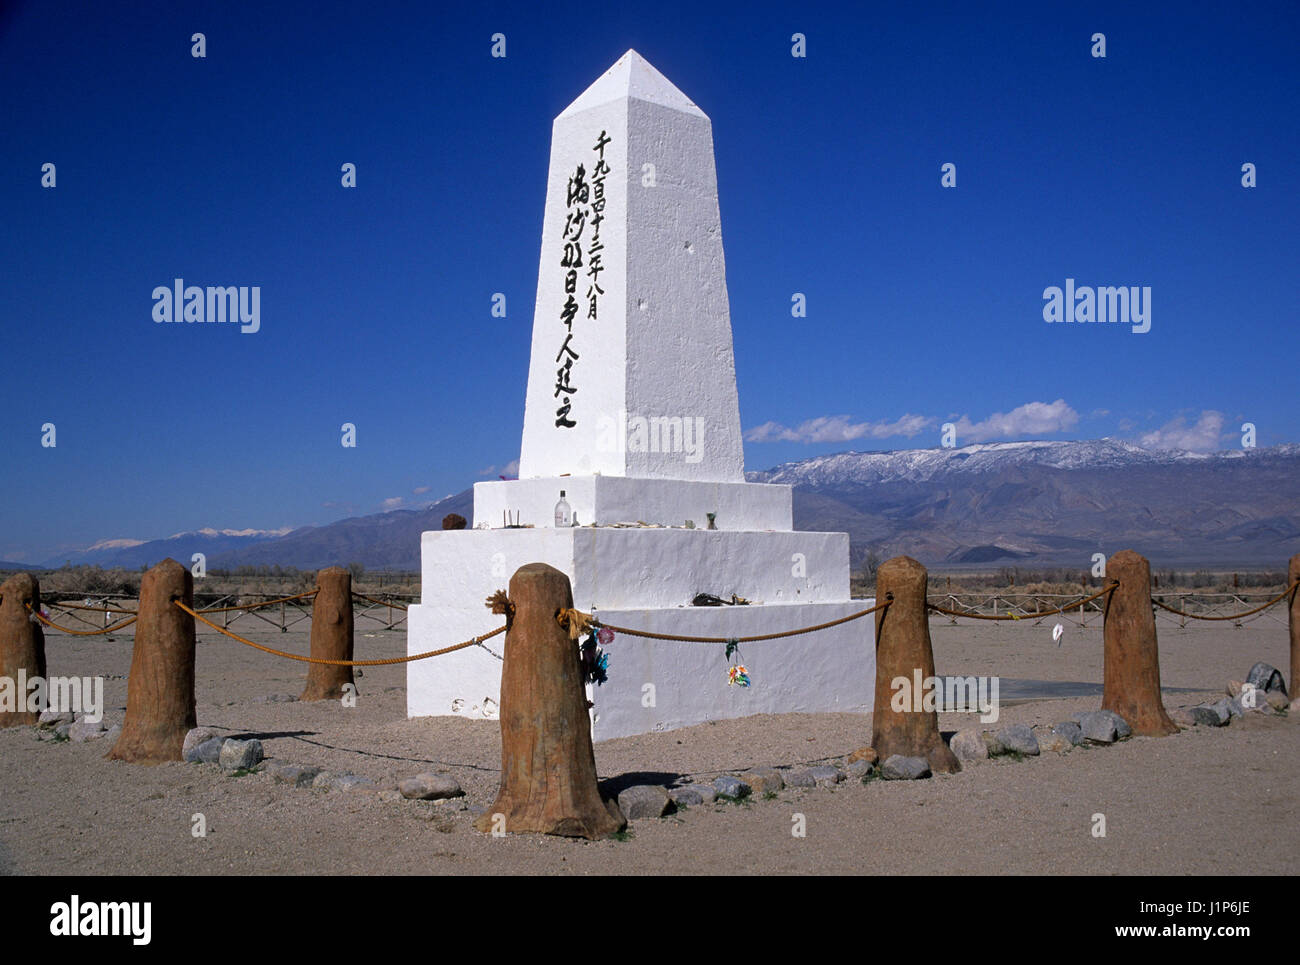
(26, 605, 138, 635)
(1150, 580, 1299, 621)
(926, 582, 1119, 621)
(26, 578, 1299, 640)
(174, 600, 504, 666)
(557, 596, 893, 644)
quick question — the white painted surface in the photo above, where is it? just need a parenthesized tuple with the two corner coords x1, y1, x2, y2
(473, 475, 792, 531)
(518, 50, 744, 483)
(418, 527, 848, 612)
(407, 598, 877, 741)
(588, 601, 875, 741)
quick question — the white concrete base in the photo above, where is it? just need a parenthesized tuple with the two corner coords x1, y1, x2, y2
(473, 475, 792, 532)
(407, 599, 875, 741)
(419, 526, 849, 611)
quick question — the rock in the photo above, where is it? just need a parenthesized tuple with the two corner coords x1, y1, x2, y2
(1168, 707, 1196, 728)
(38, 711, 74, 726)
(69, 720, 108, 742)
(266, 762, 323, 787)
(995, 724, 1039, 755)
(316, 773, 376, 791)
(1245, 662, 1287, 696)
(190, 738, 224, 764)
(807, 765, 844, 787)
(847, 746, 878, 765)
(219, 738, 264, 772)
(1291, 698, 1300, 714)
(743, 766, 785, 795)
(1032, 728, 1071, 754)
(949, 728, 988, 761)
(1226, 679, 1245, 698)
(1052, 721, 1086, 746)
(377, 789, 403, 803)
(783, 769, 816, 789)
(1078, 710, 1131, 744)
(669, 786, 705, 807)
(676, 783, 717, 805)
(617, 784, 671, 819)
(1264, 689, 1290, 711)
(712, 776, 751, 800)
(182, 727, 223, 762)
(981, 732, 1004, 756)
(1217, 697, 1242, 720)
(397, 772, 464, 801)
(1191, 702, 1230, 727)
(53, 722, 73, 740)
(330, 774, 375, 792)
(846, 759, 875, 779)
(880, 755, 931, 780)
(1107, 710, 1133, 739)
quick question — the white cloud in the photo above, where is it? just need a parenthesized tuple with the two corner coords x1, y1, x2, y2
(745, 413, 933, 444)
(380, 496, 405, 510)
(953, 399, 1079, 443)
(412, 485, 431, 495)
(479, 459, 520, 477)
(1138, 410, 1226, 451)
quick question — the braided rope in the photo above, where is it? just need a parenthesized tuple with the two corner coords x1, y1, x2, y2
(560, 597, 892, 644)
(175, 600, 502, 665)
(47, 600, 137, 615)
(25, 604, 138, 635)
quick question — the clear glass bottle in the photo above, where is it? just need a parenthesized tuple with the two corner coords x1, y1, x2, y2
(554, 490, 572, 527)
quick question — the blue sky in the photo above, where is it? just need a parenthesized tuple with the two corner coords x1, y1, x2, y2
(2, 0, 1297, 561)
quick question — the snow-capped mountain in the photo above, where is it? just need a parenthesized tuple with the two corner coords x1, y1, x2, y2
(748, 438, 1300, 488)
(749, 439, 1300, 568)
(42, 527, 295, 569)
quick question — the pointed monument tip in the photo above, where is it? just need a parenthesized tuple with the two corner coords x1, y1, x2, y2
(559, 49, 707, 120)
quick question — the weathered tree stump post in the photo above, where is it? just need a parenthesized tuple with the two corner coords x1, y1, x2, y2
(107, 559, 197, 763)
(1, 573, 47, 727)
(300, 567, 355, 701)
(1289, 554, 1300, 698)
(1101, 549, 1178, 736)
(474, 563, 625, 839)
(872, 556, 960, 774)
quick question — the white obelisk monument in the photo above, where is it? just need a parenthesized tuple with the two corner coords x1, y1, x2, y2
(407, 51, 874, 739)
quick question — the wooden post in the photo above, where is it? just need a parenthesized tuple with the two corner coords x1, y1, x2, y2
(0, 573, 47, 727)
(872, 556, 960, 774)
(474, 563, 625, 839)
(1101, 549, 1178, 736)
(1289, 554, 1300, 698)
(107, 559, 196, 763)
(300, 567, 355, 701)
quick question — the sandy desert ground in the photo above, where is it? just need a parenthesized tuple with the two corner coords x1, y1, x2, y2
(2, 607, 1295, 876)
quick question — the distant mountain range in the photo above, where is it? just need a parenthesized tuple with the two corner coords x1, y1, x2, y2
(749, 439, 1300, 569)
(11, 439, 1298, 573)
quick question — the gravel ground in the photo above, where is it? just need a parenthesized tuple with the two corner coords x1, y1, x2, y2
(1, 612, 1294, 875)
